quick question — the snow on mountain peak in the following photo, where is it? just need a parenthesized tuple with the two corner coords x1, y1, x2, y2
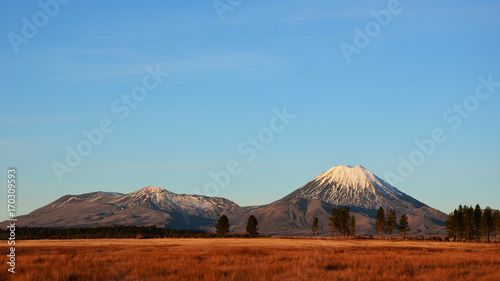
(287, 164, 426, 210)
(140, 186, 167, 194)
(314, 165, 379, 188)
(105, 186, 241, 219)
(119, 186, 169, 203)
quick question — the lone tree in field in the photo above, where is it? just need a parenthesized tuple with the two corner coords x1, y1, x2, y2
(246, 215, 259, 238)
(215, 215, 230, 237)
(398, 214, 410, 240)
(481, 207, 494, 242)
(376, 207, 385, 239)
(312, 217, 319, 237)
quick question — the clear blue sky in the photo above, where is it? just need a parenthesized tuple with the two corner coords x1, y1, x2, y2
(1, 0, 500, 220)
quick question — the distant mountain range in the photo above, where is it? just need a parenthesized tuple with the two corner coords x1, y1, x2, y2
(2, 165, 447, 236)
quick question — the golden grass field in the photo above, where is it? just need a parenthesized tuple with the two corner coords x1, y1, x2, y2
(2, 238, 500, 281)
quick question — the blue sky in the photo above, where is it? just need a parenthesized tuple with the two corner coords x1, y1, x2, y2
(1, 0, 500, 220)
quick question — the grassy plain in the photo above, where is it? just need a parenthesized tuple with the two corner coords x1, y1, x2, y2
(2, 238, 500, 281)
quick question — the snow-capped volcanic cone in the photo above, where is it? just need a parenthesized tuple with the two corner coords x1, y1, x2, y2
(285, 165, 425, 212)
(255, 164, 447, 236)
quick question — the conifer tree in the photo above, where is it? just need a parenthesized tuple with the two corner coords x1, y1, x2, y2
(481, 207, 494, 242)
(398, 214, 410, 240)
(329, 208, 339, 238)
(246, 215, 259, 238)
(463, 205, 475, 241)
(456, 205, 464, 239)
(474, 204, 482, 241)
(340, 207, 351, 238)
(445, 204, 499, 242)
(385, 209, 397, 238)
(329, 207, 351, 238)
(349, 214, 356, 237)
(215, 215, 230, 237)
(376, 207, 385, 239)
(494, 210, 500, 241)
(446, 210, 457, 239)
(312, 217, 319, 237)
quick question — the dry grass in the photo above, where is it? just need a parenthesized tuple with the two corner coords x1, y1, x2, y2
(2, 238, 500, 281)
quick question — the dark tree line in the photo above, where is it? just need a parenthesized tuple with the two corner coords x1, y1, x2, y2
(375, 207, 410, 239)
(445, 204, 500, 242)
(328, 207, 356, 238)
(0, 213, 264, 240)
(0, 225, 210, 240)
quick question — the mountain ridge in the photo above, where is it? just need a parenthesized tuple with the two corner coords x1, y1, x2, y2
(1, 165, 447, 236)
